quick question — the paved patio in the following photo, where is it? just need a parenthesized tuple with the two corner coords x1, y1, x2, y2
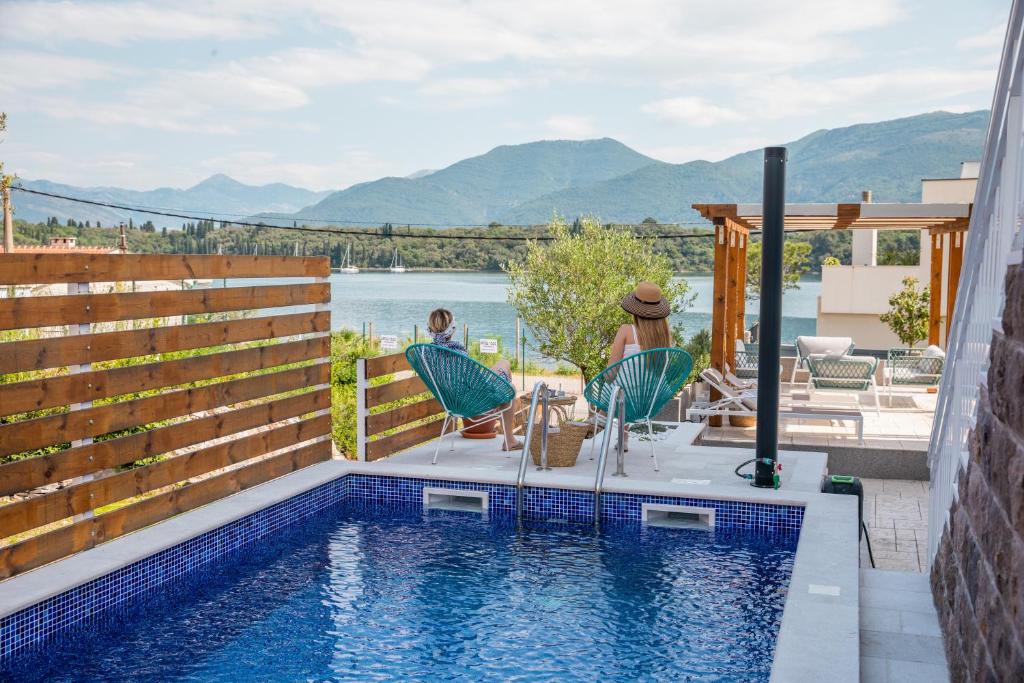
(859, 569, 949, 682)
(861, 478, 930, 573)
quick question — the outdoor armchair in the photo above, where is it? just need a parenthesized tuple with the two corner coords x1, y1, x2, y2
(733, 341, 759, 380)
(583, 347, 693, 472)
(885, 347, 944, 406)
(790, 335, 855, 384)
(805, 355, 880, 414)
(405, 343, 516, 464)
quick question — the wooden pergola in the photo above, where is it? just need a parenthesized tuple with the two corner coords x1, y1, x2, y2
(692, 202, 971, 395)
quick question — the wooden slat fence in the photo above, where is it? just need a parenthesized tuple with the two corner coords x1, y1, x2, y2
(356, 351, 444, 461)
(0, 254, 333, 579)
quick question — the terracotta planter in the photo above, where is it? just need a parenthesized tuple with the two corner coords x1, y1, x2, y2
(729, 415, 757, 428)
(462, 415, 499, 439)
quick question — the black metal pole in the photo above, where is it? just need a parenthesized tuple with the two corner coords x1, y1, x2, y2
(754, 147, 787, 488)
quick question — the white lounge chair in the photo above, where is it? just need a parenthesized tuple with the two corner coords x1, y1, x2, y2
(688, 367, 865, 443)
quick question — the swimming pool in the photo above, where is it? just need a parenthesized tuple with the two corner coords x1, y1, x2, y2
(3, 497, 798, 682)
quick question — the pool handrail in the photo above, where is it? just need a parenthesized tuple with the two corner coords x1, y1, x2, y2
(515, 381, 549, 524)
(593, 385, 626, 532)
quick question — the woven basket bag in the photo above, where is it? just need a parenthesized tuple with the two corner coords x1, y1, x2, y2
(529, 411, 589, 467)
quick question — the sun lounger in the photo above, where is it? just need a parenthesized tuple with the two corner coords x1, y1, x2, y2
(687, 368, 864, 443)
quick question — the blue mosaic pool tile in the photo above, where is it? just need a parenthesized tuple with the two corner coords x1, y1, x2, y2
(521, 486, 595, 523)
(345, 474, 803, 533)
(0, 475, 349, 665)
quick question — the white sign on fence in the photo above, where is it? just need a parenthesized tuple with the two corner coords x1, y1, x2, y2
(479, 338, 499, 354)
(379, 335, 399, 351)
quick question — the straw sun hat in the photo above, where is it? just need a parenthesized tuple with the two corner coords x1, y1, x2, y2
(620, 281, 670, 319)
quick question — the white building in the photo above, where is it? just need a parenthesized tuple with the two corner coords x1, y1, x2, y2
(815, 162, 978, 349)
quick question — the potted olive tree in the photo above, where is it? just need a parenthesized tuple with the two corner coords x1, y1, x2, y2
(880, 277, 930, 348)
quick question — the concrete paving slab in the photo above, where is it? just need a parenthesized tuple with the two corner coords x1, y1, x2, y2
(860, 630, 947, 665)
(886, 658, 950, 682)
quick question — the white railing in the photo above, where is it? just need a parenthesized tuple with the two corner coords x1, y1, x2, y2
(927, 0, 1024, 565)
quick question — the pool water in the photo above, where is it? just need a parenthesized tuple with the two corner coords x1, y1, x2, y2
(6, 507, 797, 682)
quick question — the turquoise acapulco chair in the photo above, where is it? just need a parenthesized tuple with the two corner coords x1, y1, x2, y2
(583, 347, 693, 472)
(405, 343, 516, 464)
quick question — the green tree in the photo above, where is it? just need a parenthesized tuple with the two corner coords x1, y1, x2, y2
(746, 240, 812, 299)
(505, 215, 691, 381)
(880, 276, 930, 347)
(680, 328, 711, 385)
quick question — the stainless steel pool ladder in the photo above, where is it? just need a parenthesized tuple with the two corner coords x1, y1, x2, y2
(592, 385, 627, 532)
(515, 381, 549, 524)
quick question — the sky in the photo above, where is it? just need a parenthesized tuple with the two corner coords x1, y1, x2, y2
(0, 0, 1010, 192)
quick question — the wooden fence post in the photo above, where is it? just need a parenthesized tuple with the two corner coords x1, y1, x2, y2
(315, 275, 334, 457)
(356, 358, 368, 461)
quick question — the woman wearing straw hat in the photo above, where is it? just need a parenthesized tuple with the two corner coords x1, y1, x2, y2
(594, 282, 673, 452)
(609, 281, 673, 365)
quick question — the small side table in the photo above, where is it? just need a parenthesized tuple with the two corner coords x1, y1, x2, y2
(515, 392, 579, 427)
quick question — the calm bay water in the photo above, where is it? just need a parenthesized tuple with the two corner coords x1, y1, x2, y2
(233, 271, 818, 364)
(325, 271, 819, 361)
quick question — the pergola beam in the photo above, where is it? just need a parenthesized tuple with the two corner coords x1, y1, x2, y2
(946, 231, 965, 345)
(709, 220, 731, 426)
(693, 201, 973, 358)
(929, 232, 945, 346)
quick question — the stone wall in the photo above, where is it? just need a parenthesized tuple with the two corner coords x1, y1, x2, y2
(931, 263, 1024, 681)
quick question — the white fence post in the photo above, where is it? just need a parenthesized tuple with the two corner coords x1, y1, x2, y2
(69, 281, 94, 522)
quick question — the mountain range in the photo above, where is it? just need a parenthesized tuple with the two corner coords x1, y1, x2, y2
(13, 110, 989, 228)
(12, 174, 331, 227)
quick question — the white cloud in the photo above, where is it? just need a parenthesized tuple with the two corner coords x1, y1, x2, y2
(0, 1, 273, 45)
(543, 115, 596, 138)
(647, 68, 996, 126)
(957, 24, 1005, 52)
(197, 147, 394, 191)
(0, 51, 127, 91)
(641, 97, 745, 127)
(640, 138, 767, 163)
(420, 77, 527, 97)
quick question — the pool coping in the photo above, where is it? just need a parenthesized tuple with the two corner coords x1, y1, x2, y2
(0, 453, 859, 682)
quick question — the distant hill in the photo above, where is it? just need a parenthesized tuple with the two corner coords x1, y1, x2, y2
(263, 138, 657, 226)
(13, 110, 988, 229)
(12, 173, 332, 227)
(500, 110, 990, 223)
